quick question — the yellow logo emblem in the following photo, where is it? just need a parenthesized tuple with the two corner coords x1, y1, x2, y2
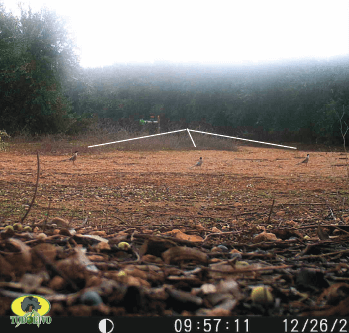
(11, 295, 51, 317)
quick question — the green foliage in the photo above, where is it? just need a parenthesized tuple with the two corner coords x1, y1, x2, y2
(69, 58, 349, 144)
(0, 130, 10, 151)
(0, 4, 78, 135)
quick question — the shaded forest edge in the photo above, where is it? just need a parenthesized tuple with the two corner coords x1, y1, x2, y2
(1, 5, 349, 145)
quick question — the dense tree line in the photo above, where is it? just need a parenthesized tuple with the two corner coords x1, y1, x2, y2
(0, 4, 78, 135)
(72, 59, 349, 144)
(1, 4, 349, 144)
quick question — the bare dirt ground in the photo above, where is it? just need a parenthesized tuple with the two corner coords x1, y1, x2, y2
(1, 146, 348, 227)
(1, 145, 349, 318)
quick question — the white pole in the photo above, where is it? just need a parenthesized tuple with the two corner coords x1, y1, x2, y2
(186, 128, 196, 147)
(88, 129, 187, 148)
(188, 129, 297, 149)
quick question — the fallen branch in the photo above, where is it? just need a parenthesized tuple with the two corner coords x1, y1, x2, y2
(21, 151, 40, 224)
(205, 264, 292, 274)
(294, 249, 349, 261)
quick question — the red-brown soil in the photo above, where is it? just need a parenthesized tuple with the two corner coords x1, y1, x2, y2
(1, 146, 347, 226)
(1, 145, 349, 318)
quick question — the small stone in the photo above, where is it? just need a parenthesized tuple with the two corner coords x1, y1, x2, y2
(217, 245, 229, 252)
(80, 291, 103, 306)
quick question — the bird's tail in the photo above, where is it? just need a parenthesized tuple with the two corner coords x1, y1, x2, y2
(296, 160, 305, 165)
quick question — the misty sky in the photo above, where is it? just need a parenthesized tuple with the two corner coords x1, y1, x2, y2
(2, 0, 349, 68)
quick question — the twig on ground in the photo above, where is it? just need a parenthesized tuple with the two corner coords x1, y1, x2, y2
(202, 230, 239, 242)
(21, 151, 40, 224)
(337, 106, 349, 177)
(266, 199, 275, 224)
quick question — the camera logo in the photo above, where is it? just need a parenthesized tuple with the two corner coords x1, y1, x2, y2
(10, 295, 52, 327)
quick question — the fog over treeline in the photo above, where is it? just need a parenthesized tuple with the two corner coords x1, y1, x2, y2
(1, 5, 349, 145)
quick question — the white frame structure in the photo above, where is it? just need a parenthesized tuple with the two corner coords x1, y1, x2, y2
(88, 128, 297, 150)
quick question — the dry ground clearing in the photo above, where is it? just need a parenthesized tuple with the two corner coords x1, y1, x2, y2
(0, 146, 348, 228)
(1, 144, 349, 317)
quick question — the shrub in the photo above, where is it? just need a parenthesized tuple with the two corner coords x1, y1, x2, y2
(0, 130, 10, 151)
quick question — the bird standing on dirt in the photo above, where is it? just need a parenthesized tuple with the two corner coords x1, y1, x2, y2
(61, 151, 78, 165)
(190, 157, 202, 169)
(297, 154, 309, 166)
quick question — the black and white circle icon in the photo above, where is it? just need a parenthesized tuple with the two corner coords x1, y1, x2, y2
(99, 319, 114, 333)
